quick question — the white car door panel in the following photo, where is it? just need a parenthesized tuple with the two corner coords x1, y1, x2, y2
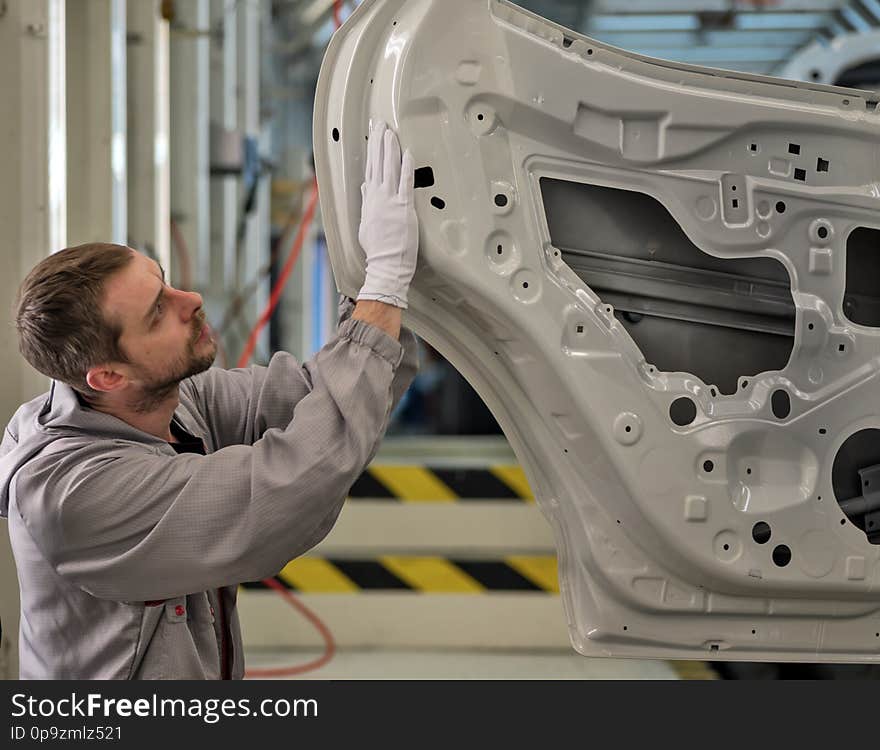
(314, 0, 880, 661)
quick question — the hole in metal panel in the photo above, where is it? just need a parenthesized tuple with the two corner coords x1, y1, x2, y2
(794, 168, 806, 181)
(430, 196, 446, 210)
(752, 522, 771, 544)
(771, 390, 791, 420)
(817, 157, 829, 172)
(788, 143, 801, 155)
(772, 544, 792, 567)
(843, 227, 880, 327)
(831, 428, 880, 544)
(669, 397, 697, 426)
(541, 179, 795, 395)
(414, 166, 435, 189)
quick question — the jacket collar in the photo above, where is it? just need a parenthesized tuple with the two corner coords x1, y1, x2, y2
(39, 380, 170, 446)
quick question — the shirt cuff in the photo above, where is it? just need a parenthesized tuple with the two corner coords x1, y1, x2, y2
(337, 317, 404, 369)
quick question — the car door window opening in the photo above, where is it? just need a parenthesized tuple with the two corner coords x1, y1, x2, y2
(541, 178, 795, 395)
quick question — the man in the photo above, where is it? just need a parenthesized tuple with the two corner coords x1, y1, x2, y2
(0, 121, 419, 679)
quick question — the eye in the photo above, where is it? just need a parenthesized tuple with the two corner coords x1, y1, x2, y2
(152, 299, 165, 326)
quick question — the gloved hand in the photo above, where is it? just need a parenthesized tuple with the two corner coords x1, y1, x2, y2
(357, 120, 419, 309)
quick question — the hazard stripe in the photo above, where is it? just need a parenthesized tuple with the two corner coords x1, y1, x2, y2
(428, 468, 520, 500)
(242, 556, 559, 593)
(347, 465, 535, 502)
(379, 556, 484, 593)
(276, 557, 358, 593)
(506, 556, 560, 593)
(366, 465, 458, 502)
(489, 465, 534, 501)
(348, 471, 395, 499)
(328, 560, 410, 590)
(453, 561, 542, 591)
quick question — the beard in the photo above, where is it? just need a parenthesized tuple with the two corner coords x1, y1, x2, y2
(129, 312, 217, 413)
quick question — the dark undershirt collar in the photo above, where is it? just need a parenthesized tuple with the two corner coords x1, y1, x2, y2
(168, 420, 206, 455)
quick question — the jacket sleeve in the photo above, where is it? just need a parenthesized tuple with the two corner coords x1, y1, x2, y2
(340, 295, 420, 414)
(178, 296, 419, 449)
(14, 318, 405, 602)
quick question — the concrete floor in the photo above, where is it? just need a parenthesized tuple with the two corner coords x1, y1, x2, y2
(244, 647, 714, 679)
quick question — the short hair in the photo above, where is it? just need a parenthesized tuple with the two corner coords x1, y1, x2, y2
(14, 243, 134, 397)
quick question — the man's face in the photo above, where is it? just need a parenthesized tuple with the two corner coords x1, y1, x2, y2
(100, 249, 217, 411)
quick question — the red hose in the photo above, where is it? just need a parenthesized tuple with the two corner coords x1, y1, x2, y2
(236, 179, 319, 369)
(242, 0, 347, 684)
(245, 578, 337, 678)
(239, 179, 335, 679)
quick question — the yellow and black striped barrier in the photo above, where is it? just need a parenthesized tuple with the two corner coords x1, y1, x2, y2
(348, 465, 533, 502)
(242, 555, 722, 679)
(243, 555, 558, 593)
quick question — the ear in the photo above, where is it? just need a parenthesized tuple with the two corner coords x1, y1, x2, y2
(85, 365, 128, 394)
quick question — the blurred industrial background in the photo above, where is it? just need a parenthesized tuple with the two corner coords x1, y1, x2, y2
(2, 0, 880, 680)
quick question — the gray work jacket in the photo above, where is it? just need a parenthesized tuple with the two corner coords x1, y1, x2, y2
(0, 300, 418, 679)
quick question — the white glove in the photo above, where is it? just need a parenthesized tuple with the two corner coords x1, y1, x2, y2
(357, 120, 419, 309)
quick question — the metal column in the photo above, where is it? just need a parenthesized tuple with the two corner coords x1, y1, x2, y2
(0, 0, 67, 680)
(126, 0, 170, 274)
(66, 0, 126, 245)
(170, 0, 210, 288)
(238, 0, 269, 360)
(209, 0, 238, 294)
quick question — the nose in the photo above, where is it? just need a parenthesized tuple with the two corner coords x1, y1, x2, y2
(175, 288, 204, 321)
